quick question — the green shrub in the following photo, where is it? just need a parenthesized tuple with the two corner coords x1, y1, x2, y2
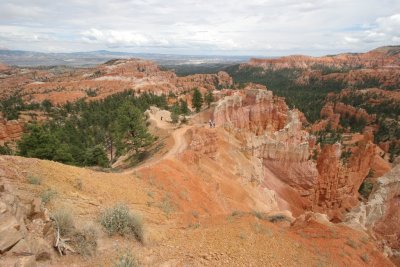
(114, 252, 138, 267)
(27, 175, 41, 185)
(52, 208, 75, 236)
(41, 189, 57, 204)
(100, 204, 144, 242)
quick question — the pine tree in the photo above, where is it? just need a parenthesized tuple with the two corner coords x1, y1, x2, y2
(205, 91, 214, 108)
(179, 99, 189, 114)
(17, 124, 58, 160)
(171, 103, 180, 123)
(192, 88, 203, 112)
(115, 101, 153, 155)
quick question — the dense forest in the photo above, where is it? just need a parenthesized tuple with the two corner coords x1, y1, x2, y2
(1, 89, 197, 167)
(13, 91, 171, 167)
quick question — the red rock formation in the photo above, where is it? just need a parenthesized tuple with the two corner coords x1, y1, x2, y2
(213, 87, 390, 220)
(214, 87, 288, 135)
(213, 88, 317, 215)
(0, 119, 24, 145)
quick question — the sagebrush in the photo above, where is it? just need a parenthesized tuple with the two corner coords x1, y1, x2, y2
(100, 204, 144, 242)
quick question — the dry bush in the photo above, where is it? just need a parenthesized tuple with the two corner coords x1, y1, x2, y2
(100, 204, 144, 242)
(52, 208, 75, 236)
(71, 224, 98, 257)
(52, 209, 98, 256)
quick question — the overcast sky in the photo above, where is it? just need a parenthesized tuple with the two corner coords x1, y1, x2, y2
(0, 0, 399, 56)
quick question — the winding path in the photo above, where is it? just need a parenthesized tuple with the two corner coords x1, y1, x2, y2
(124, 111, 194, 173)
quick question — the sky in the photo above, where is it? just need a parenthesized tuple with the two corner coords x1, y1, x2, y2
(0, 0, 400, 56)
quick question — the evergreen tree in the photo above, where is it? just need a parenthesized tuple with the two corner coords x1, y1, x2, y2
(0, 144, 12, 155)
(53, 144, 74, 164)
(18, 124, 58, 160)
(115, 101, 153, 155)
(41, 99, 53, 113)
(84, 145, 109, 167)
(205, 91, 214, 108)
(192, 88, 203, 112)
(179, 99, 189, 115)
(171, 103, 180, 123)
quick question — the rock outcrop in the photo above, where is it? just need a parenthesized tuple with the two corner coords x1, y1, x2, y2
(213, 88, 317, 214)
(0, 119, 24, 145)
(0, 178, 55, 264)
(345, 164, 400, 260)
(212, 87, 390, 220)
(313, 140, 376, 221)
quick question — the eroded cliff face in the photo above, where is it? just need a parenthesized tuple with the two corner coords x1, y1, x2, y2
(0, 119, 23, 145)
(213, 87, 390, 219)
(213, 87, 288, 135)
(345, 164, 400, 261)
(314, 140, 379, 221)
(213, 88, 315, 214)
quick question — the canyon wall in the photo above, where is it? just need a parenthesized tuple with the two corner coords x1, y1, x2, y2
(213, 87, 389, 220)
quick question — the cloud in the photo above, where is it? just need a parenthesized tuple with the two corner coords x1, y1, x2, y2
(0, 0, 399, 55)
(343, 13, 400, 47)
(81, 29, 152, 46)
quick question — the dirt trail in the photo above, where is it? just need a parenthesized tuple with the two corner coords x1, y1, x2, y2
(125, 111, 198, 172)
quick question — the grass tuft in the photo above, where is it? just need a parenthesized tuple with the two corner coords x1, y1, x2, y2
(27, 175, 41, 185)
(41, 189, 57, 204)
(114, 251, 138, 267)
